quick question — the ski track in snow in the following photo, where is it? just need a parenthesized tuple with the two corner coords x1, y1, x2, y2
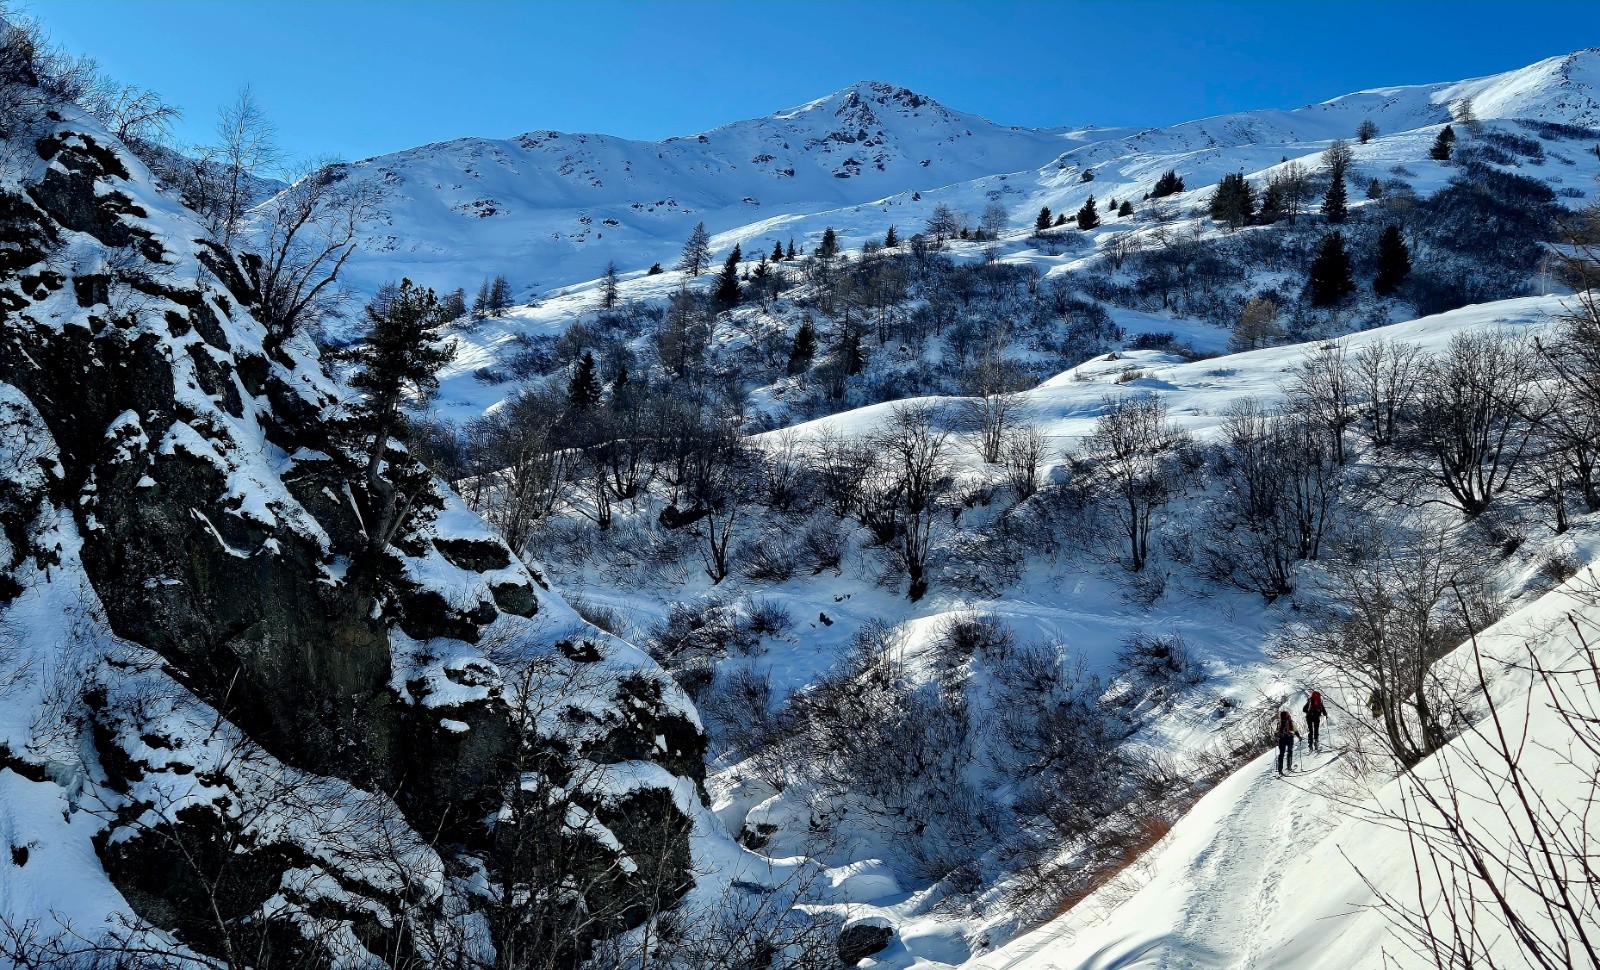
(1172, 747, 1339, 970)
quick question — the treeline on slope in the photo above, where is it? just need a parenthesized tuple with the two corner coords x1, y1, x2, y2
(457, 122, 1587, 470)
(1094, 129, 1582, 343)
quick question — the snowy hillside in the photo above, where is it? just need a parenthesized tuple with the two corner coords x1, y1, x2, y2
(967, 563, 1600, 970)
(299, 49, 1600, 312)
(319, 80, 1072, 305)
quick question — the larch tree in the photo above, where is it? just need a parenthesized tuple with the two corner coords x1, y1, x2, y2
(599, 261, 621, 310)
(678, 221, 712, 276)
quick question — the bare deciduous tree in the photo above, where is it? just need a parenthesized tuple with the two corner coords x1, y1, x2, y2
(1409, 330, 1542, 517)
(1082, 394, 1191, 572)
(1352, 338, 1423, 449)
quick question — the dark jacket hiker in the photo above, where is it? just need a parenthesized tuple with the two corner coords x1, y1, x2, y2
(1275, 710, 1300, 774)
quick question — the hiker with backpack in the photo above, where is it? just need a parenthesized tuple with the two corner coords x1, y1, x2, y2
(1274, 709, 1301, 775)
(1303, 690, 1328, 753)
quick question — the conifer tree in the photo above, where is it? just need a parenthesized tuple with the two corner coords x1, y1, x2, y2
(713, 247, 742, 308)
(817, 227, 839, 259)
(1209, 172, 1255, 229)
(787, 319, 817, 375)
(787, 238, 797, 260)
(1055, 213, 1069, 226)
(884, 224, 899, 247)
(678, 221, 712, 276)
(1373, 224, 1412, 296)
(1429, 124, 1456, 161)
(1076, 195, 1100, 230)
(1034, 206, 1053, 233)
(1117, 199, 1133, 217)
(566, 350, 602, 410)
(349, 279, 454, 555)
(647, 262, 664, 275)
(1307, 230, 1356, 307)
(1258, 180, 1284, 224)
(1321, 168, 1348, 224)
(1151, 170, 1185, 198)
(771, 240, 784, 262)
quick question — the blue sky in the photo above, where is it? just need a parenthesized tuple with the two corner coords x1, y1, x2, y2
(24, 1, 1600, 164)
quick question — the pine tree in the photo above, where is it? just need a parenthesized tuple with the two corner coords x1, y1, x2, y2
(1151, 170, 1185, 198)
(1055, 213, 1068, 226)
(566, 351, 602, 410)
(817, 228, 839, 259)
(1076, 195, 1100, 230)
(678, 221, 712, 276)
(349, 279, 454, 555)
(771, 240, 784, 262)
(599, 261, 620, 310)
(1117, 199, 1133, 217)
(787, 238, 797, 260)
(647, 262, 664, 275)
(1209, 172, 1255, 229)
(1034, 206, 1053, 233)
(1356, 118, 1379, 144)
(1307, 230, 1356, 307)
(884, 224, 899, 247)
(713, 247, 742, 308)
(1366, 178, 1383, 200)
(1258, 181, 1284, 224)
(787, 319, 817, 375)
(1429, 124, 1456, 161)
(1373, 224, 1412, 296)
(1321, 168, 1348, 224)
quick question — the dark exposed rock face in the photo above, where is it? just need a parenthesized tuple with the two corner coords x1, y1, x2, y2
(0, 109, 706, 966)
(837, 917, 894, 965)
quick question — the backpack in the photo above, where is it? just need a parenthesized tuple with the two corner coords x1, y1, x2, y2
(1277, 712, 1294, 742)
(1305, 691, 1325, 718)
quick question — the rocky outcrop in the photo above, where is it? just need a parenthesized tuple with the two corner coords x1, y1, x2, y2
(0, 103, 705, 965)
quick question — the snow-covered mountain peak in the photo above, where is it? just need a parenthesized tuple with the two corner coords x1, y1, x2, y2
(769, 79, 963, 129)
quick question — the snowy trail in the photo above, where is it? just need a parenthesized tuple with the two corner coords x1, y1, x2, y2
(1170, 746, 1342, 970)
(970, 742, 1346, 970)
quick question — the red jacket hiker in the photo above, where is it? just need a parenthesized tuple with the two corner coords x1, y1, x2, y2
(1302, 691, 1328, 753)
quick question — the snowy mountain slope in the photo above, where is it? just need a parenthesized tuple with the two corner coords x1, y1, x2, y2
(964, 562, 1600, 970)
(292, 50, 1600, 316)
(316, 80, 1072, 304)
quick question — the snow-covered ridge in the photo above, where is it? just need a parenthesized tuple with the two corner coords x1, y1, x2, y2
(298, 50, 1600, 311)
